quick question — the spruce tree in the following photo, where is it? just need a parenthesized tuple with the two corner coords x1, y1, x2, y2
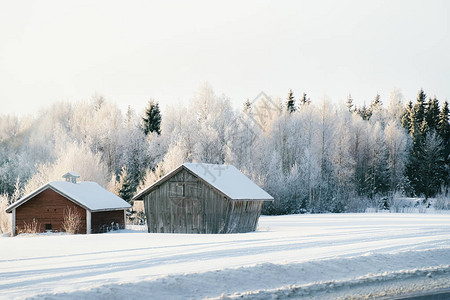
(401, 101, 413, 131)
(365, 93, 382, 120)
(438, 101, 450, 195)
(438, 101, 450, 146)
(286, 89, 296, 113)
(243, 98, 252, 114)
(357, 104, 371, 120)
(425, 97, 441, 132)
(370, 93, 382, 110)
(142, 100, 162, 135)
(405, 89, 438, 197)
(300, 93, 311, 106)
(409, 90, 427, 144)
(117, 166, 136, 205)
(346, 94, 354, 112)
(419, 132, 445, 198)
(412, 89, 427, 129)
(438, 101, 450, 134)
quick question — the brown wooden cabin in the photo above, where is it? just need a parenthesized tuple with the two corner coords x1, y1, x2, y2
(6, 172, 131, 236)
(133, 163, 273, 234)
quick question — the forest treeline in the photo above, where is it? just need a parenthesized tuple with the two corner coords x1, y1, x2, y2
(0, 84, 449, 216)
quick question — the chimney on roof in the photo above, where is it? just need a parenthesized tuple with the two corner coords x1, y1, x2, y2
(62, 172, 81, 184)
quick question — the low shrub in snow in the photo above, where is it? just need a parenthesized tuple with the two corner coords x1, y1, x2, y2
(17, 218, 39, 235)
(433, 196, 450, 210)
(62, 207, 82, 234)
(0, 194, 10, 234)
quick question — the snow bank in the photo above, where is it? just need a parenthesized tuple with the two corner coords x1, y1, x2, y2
(29, 249, 450, 300)
(0, 213, 449, 299)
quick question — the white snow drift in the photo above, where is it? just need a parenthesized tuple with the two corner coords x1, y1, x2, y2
(0, 213, 449, 299)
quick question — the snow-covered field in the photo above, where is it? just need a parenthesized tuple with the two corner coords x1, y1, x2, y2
(1, 213, 450, 299)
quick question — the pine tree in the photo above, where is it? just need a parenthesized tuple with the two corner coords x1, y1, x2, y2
(419, 132, 445, 198)
(425, 97, 440, 132)
(438, 101, 450, 137)
(286, 89, 296, 113)
(401, 101, 413, 131)
(364, 124, 390, 199)
(142, 100, 162, 135)
(92, 94, 105, 111)
(405, 89, 434, 197)
(411, 89, 427, 134)
(300, 93, 311, 106)
(438, 101, 450, 195)
(420, 118, 429, 136)
(438, 101, 450, 148)
(370, 93, 382, 110)
(243, 98, 252, 114)
(117, 166, 136, 205)
(409, 90, 427, 145)
(346, 94, 354, 112)
(357, 104, 371, 120)
(125, 106, 135, 128)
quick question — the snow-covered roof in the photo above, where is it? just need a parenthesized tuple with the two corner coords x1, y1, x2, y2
(62, 171, 80, 178)
(6, 181, 131, 213)
(133, 163, 273, 201)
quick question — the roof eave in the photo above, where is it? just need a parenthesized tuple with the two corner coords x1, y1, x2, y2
(5, 183, 52, 213)
(5, 182, 130, 213)
(230, 198, 274, 202)
(91, 207, 131, 212)
(133, 164, 275, 202)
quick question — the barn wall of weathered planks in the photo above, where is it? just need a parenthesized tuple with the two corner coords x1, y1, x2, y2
(15, 188, 87, 234)
(143, 169, 264, 233)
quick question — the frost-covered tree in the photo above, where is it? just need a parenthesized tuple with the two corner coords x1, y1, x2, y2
(0, 85, 448, 217)
(330, 116, 355, 211)
(384, 121, 408, 192)
(243, 99, 252, 113)
(356, 104, 371, 121)
(315, 99, 335, 211)
(0, 194, 11, 234)
(225, 111, 260, 171)
(364, 123, 390, 199)
(70, 99, 124, 174)
(23, 141, 109, 194)
(189, 83, 234, 163)
(387, 88, 405, 122)
(346, 94, 354, 112)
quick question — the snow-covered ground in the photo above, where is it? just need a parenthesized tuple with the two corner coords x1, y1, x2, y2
(1, 213, 449, 299)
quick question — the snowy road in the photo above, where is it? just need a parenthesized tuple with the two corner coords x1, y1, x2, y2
(1, 213, 449, 299)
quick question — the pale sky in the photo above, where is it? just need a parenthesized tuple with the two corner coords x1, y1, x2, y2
(1, 0, 449, 116)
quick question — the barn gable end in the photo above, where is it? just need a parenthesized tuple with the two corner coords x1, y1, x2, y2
(15, 188, 87, 234)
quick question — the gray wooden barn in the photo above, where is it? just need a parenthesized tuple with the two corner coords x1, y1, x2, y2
(132, 163, 273, 233)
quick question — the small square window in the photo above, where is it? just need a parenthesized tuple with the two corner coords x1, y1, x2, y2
(169, 182, 185, 197)
(45, 224, 52, 230)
